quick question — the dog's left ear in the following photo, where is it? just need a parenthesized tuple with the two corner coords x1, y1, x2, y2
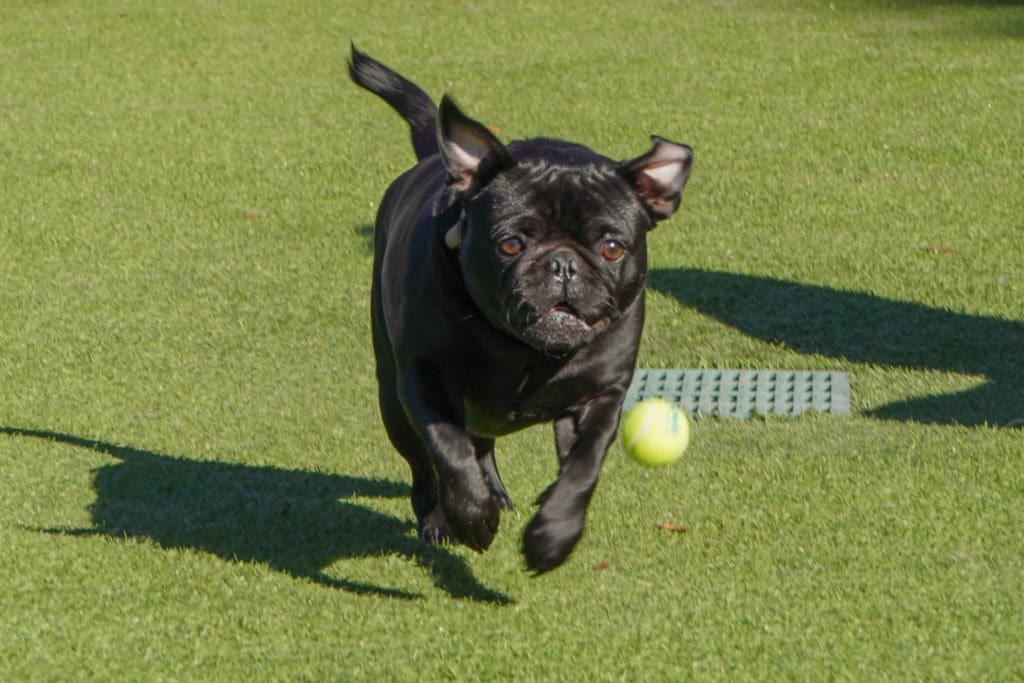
(437, 95, 513, 195)
(620, 136, 693, 223)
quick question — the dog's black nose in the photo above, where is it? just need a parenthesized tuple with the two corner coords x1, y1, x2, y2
(545, 253, 578, 282)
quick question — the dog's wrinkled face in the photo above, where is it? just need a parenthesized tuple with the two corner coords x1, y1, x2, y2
(434, 96, 692, 355)
(458, 153, 651, 354)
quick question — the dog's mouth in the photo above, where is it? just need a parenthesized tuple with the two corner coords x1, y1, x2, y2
(518, 301, 610, 354)
(549, 302, 609, 330)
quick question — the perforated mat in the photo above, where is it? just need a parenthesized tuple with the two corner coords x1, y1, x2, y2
(624, 369, 850, 419)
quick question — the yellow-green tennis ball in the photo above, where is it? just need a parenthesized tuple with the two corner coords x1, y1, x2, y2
(619, 398, 690, 467)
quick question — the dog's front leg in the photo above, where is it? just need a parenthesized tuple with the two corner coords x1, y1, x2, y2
(523, 391, 623, 574)
(398, 367, 500, 552)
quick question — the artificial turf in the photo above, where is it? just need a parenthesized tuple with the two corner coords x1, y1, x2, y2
(2, 0, 1022, 679)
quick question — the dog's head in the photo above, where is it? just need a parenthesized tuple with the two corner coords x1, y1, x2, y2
(436, 97, 692, 354)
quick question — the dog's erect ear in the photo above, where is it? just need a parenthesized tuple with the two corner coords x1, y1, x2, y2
(437, 95, 513, 194)
(620, 136, 693, 223)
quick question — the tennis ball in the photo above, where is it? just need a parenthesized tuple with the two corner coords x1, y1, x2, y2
(619, 398, 690, 467)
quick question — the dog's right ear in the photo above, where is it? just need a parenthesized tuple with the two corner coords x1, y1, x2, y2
(437, 95, 513, 195)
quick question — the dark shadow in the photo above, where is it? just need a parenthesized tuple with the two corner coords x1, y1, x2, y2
(649, 268, 1024, 427)
(353, 223, 374, 254)
(1, 427, 511, 603)
(860, 1, 1024, 39)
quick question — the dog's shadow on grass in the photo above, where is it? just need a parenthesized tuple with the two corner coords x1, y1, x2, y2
(354, 223, 374, 254)
(650, 268, 1024, 428)
(0, 427, 511, 604)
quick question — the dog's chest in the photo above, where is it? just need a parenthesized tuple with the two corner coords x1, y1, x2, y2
(460, 367, 586, 438)
(462, 398, 553, 438)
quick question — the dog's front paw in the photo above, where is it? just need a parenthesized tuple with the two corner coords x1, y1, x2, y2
(522, 508, 584, 574)
(487, 480, 514, 511)
(440, 474, 500, 552)
(418, 507, 454, 545)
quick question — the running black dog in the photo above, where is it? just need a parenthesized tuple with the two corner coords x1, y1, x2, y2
(349, 47, 692, 572)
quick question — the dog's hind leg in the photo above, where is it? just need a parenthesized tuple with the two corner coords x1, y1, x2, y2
(377, 381, 454, 544)
(373, 285, 452, 544)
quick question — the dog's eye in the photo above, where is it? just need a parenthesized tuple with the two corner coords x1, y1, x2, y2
(499, 237, 524, 257)
(600, 240, 626, 261)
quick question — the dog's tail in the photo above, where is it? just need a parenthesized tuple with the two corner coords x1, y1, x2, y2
(349, 44, 439, 161)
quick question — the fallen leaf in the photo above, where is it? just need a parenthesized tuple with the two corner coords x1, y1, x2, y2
(244, 210, 263, 219)
(487, 125, 503, 134)
(657, 522, 691, 533)
(593, 562, 610, 571)
(924, 246, 956, 254)
(181, 59, 199, 68)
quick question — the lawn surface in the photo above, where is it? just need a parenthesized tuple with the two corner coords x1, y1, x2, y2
(2, 0, 1023, 680)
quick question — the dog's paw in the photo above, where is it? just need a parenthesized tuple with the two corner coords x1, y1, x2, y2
(488, 482, 514, 511)
(478, 452, 513, 510)
(418, 506, 455, 545)
(522, 509, 584, 574)
(440, 475, 500, 552)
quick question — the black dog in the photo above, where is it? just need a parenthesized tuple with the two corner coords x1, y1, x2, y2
(349, 47, 692, 573)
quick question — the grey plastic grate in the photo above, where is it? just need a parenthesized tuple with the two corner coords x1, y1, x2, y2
(624, 369, 850, 419)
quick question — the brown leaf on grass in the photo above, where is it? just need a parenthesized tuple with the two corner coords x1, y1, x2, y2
(181, 59, 199, 68)
(592, 562, 610, 571)
(924, 246, 956, 254)
(244, 210, 264, 219)
(657, 522, 691, 533)
(487, 125, 503, 134)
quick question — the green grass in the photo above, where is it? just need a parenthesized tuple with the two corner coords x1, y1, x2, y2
(2, 0, 1023, 679)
